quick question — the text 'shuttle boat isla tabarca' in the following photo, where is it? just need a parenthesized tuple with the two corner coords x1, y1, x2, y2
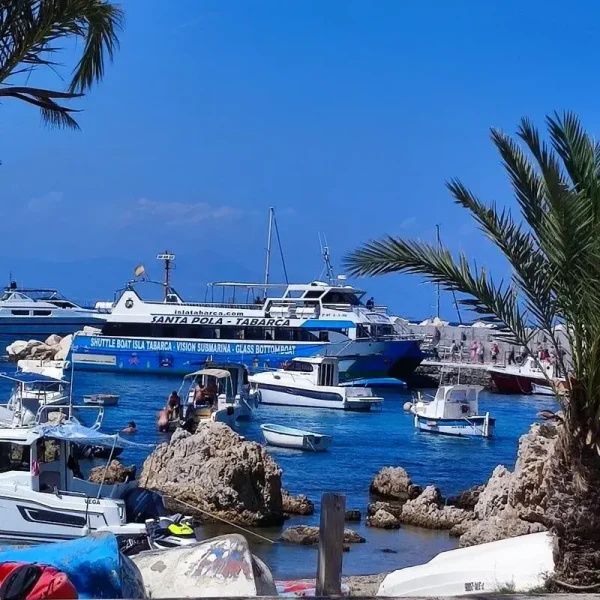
(70, 279, 423, 380)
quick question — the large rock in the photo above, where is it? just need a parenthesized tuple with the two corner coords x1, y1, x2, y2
(6, 340, 28, 358)
(54, 334, 73, 361)
(458, 422, 556, 547)
(45, 334, 62, 347)
(282, 490, 314, 516)
(280, 525, 365, 545)
(30, 343, 57, 360)
(367, 501, 403, 520)
(400, 486, 473, 531)
(139, 422, 284, 527)
(370, 467, 421, 500)
(88, 460, 136, 484)
(448, 485, 485, 510)
(366, 509, 401, 529)
(345, 510, 362, 522)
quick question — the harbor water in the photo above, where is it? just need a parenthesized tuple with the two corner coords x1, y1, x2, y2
(0, 366, 557, 578)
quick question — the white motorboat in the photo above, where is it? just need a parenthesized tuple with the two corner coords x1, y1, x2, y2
(377, 532, 554, 596)
(488, 356, 564, 394)
(411, 384, 495, 438)
(159, 363, 258, 431)
(260, 423, 332, 451)
(250, 357, 383, 411)
(83, 393, 119, 406)
(0, 421, 194, 549)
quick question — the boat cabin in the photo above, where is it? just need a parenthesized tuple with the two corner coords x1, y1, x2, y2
(279, 357, 340, 387)
(420, 384, 483, 420)
(180, 364, 250, 409)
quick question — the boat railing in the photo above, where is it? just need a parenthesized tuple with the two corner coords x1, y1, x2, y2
(143, 299, 262, 311)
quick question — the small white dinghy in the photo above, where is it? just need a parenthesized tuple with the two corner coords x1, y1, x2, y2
(83, 393, 119, 406)
(377, 532, 554, 597)
(261, 423, 332, 451)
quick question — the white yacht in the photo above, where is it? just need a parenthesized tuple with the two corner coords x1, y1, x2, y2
(0, 283, 106, 350)
(250, 357, 383, 411)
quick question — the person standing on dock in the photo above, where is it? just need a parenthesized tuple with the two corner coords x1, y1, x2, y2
(491, 342, 499, 364)
(508, 346, 516, 365)
(470, 340, 478, 362)
(450, 339, 459, 361)
(477, 341, 485, 364)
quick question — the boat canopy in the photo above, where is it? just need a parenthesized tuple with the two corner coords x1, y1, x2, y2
(184, 368, 231, 379)
(0, 372, 67, 385)
(33, 422, 146, 448)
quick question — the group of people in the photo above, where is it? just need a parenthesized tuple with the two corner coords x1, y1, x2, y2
(432, 330, 501, 365)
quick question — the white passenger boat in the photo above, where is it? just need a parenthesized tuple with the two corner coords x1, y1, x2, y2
(260, 423, 332, 451)
(0, 421, 194, 548)
(411, 384, 495, 438)
(377, 532, 554, 596)
(250, 357, 383, 411)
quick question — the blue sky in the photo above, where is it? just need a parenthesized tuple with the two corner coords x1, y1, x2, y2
(2, 0, 600, 319)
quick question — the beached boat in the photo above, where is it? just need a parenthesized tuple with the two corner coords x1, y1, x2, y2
(0, 531, 145, 599)
(261, 423, 332, 451)
(250, 357, 383, 411)
(83, 393, 119, 406)
(411, 384, 495, 438)
(488, 356, 564, 394)
(377, 531, 554, 596)
(132, 533, 277, 598)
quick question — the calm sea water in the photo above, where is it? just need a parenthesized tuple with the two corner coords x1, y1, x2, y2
(0, 367, 557, 578)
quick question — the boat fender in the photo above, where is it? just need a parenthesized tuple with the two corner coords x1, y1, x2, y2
(0, 562, 78, 599)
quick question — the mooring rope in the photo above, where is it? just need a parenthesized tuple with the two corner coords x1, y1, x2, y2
(163, 494, 277, 545)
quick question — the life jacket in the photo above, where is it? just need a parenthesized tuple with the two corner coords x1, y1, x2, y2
(0, 562, 78, 599)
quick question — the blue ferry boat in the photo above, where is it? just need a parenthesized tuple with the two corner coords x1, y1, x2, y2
(70, 279, 423, 381)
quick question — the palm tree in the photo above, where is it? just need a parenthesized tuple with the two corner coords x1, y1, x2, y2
(0, 0, 123, 129)
(346, 112, 600, 588)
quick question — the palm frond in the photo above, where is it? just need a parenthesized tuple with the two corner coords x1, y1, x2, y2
(0, 0, 123, 127)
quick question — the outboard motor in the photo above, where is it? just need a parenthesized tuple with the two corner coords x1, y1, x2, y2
(123, 488, 168, 523)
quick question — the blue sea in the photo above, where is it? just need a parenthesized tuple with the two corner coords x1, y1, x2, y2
(0, 367, 557, 579)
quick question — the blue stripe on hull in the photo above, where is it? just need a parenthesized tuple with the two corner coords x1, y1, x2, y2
(257, 383, 344, 403)
(71, 335, 423, 379)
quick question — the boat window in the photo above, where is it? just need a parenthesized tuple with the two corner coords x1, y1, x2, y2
(0, 442, 30, 473)
(50, 300, 76, 309)
(318, 362, 334, 386)
(33, 310, 52, 316)
(322, 291, 360, 305)
(11, 310, 30, 316)
(303, 290, 324, 299)
(284, 361, 313, 373)
(37, 439, 60, 463)
(319, 331, 329, 342)
(375, 325, 395, 337)
(356, 324, 371, 339)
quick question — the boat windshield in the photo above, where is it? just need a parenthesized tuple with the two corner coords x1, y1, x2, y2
(321, 291, 361, 306)
(446, 389, 477, 403)
(0, 442, 30, 473)
(283, 361, 314, 373)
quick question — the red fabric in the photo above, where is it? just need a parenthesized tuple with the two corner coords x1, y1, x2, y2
(0, 562, 78, 599)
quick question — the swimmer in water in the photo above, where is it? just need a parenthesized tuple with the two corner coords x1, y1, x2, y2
(122, 421, 136, 434)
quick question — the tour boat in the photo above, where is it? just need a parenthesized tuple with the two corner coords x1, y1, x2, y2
(378, 532, 554, 596)
(488, 356, 564, 394)
(411, 384, 495, 438)
(250, 357, 384, 411)
(0, 421, 195, 548)
(261, 423, 332, 451)
(69, 253, 423, 381)
(0, 282, 105, 350)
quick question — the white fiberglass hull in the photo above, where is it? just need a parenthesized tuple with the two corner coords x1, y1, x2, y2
(254, 383, 379, 411)
(261, 425, 332, 451)
(377, 532, 554, 596)
(414, 414, 495, 438)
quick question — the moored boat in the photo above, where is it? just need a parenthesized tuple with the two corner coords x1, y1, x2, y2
(261, 423, 332, 451)
(488, 356, 563, 394)
(250, 357, 383, 411)
(411, 384, 494, 438)
(83, 393, 119, 406)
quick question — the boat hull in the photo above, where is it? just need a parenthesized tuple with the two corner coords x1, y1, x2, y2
(489, 370, 538, 394)
(71, 334, 423, 380)
(261, 426, 332, 451)
(415, 414, 495, 437)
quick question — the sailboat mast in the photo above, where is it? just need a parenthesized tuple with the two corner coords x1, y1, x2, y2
(436, 224, 441, 319)
(264, 207, 274, 296)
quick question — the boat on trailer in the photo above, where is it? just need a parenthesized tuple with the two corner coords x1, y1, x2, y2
(250, 357, 383, 411)
(411, 384, 495, 438)
(261, 423, 332, 451)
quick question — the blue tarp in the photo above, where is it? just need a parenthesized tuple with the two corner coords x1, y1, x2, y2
(33, 422, 147, 449)
(0, 372, 67, 384)
(341, 377, 407, 388)
(0, 532, 145, 599)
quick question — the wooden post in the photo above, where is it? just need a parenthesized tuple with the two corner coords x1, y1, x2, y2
(316, 492, 346, 596)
